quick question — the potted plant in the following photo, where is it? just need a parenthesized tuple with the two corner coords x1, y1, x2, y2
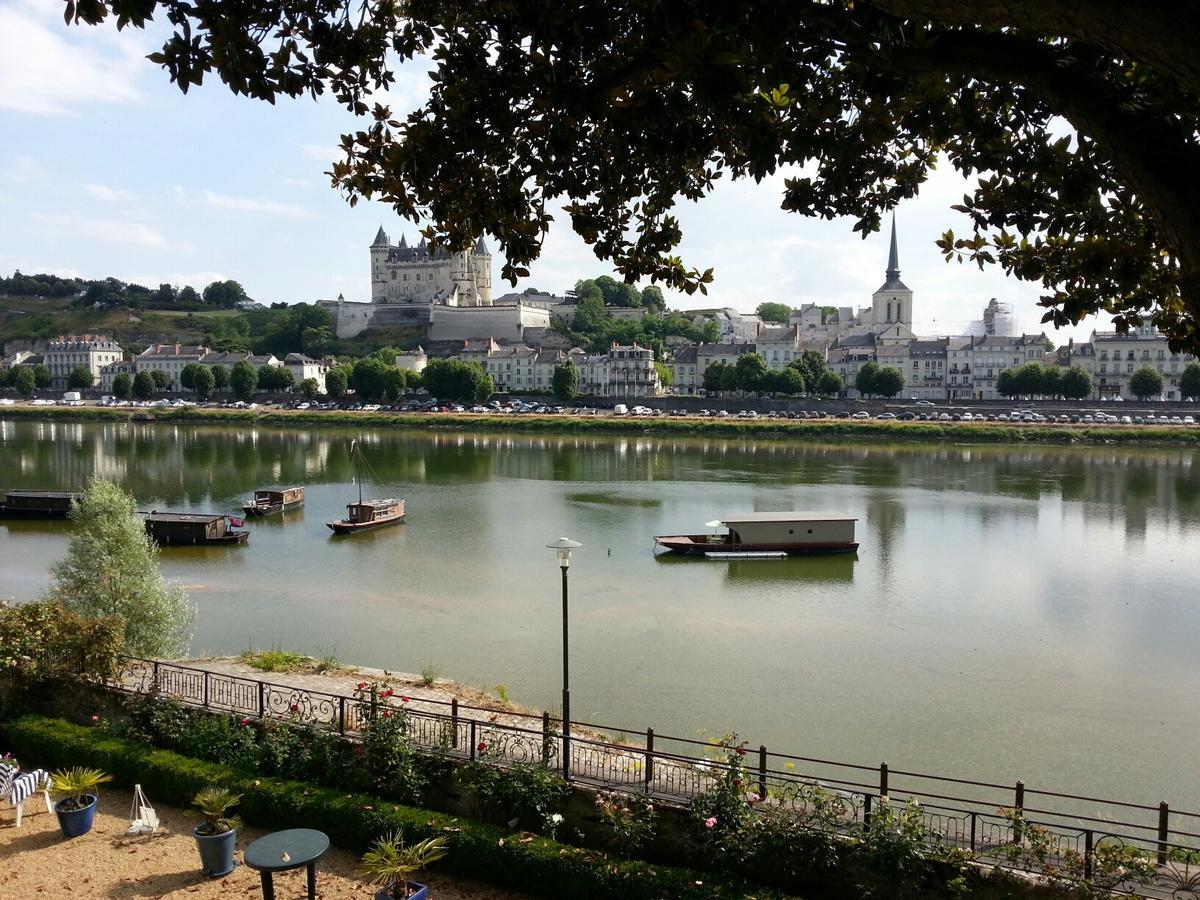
(192, 786, 240, 877)
(361, 832, 449, 899)
(50, 767, 111, 838)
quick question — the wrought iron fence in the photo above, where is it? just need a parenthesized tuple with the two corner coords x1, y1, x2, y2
(105, 656, 1199, 897)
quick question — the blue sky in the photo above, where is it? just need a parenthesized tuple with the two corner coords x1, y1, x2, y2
(0, 1, 1103, 342)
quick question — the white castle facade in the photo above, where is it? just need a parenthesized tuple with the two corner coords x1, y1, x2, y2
(320, 228, 549, 340)
(370, 227, 493, 306)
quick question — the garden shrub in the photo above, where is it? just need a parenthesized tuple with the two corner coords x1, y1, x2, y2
(0, 715, 784, 900)
(459, 738, 568, 835)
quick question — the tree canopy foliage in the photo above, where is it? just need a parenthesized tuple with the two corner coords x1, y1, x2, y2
(1181, 363, 1200, 400)
(421, 358, 493, 403)
(47, 478, 194, 658)
(756, 302, 792, 324)
(1128, 366, 1164, 400)
(66, 1, 1200, 351)
(997, 362, 1091, 399)
(552, 361, 579, 401)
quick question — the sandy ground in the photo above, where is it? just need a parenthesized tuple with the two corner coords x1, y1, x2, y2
(0, 786, 530, 900)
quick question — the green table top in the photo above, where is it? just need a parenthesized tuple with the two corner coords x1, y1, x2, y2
(244, 829, 330, 872)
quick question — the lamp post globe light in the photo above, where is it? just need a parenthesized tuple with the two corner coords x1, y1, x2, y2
(546, 537, 581, 779)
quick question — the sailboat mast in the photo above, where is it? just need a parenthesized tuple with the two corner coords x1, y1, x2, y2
(352, 439, 362, 506)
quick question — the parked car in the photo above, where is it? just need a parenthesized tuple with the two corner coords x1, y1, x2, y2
(851, 411, 870, 420)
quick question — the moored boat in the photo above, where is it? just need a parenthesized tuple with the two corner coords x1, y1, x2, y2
(326, 440, 406, 535)
(242, 487, 305, 518)
(655, 512, 858, 556)
(143, 512, 249, 545)
(0, 490, 82, 519)
(326, 498, 406, 534)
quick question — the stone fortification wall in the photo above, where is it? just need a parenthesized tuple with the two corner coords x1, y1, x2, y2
(427, 303, 550, 343)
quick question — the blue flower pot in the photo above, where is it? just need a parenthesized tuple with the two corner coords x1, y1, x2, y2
(193, 826, 238, 877)
(54, 794, 98, 838)
(374, 882, 428, 900)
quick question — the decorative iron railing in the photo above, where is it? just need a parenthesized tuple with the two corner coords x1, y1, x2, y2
(105, 656, 1199, 897)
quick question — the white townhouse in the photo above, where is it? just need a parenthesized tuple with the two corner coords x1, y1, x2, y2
(44, 335, 123, 389)
(135, 344, 208, 391)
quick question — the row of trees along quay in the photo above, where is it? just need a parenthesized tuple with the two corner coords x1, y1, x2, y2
(63, 3, 1200, 355)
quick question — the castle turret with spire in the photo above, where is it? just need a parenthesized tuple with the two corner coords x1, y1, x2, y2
(871, 214, 913, 329)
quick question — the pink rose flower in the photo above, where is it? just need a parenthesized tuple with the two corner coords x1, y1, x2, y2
(400, 696, 409, 703)
(357, 681, 367, 690)
(90, 715, 100, 722)
(704, 816, 717, 829)
(240, 717, 251, 726)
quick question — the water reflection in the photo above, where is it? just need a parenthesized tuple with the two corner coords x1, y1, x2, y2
(654, 553, 856, 585)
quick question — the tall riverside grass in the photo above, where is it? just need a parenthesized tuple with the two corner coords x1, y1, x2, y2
(5, 403, 1200, 445)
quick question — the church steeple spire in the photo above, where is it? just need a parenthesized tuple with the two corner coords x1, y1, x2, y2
(887, 213, 900, 279)
(878, 213, 909, 292)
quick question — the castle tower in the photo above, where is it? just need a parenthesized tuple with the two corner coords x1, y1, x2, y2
(472, 235, 493, 306)
(370, 226, 391, 301)
(871, 214, 913, 329)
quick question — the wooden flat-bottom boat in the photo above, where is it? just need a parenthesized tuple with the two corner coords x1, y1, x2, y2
(144, 512, 249, 545)
(655, 512, 859, 557)
(0, 490, 82, 519)
(242, 487, 305, 518)
(327, 498, 405, 534)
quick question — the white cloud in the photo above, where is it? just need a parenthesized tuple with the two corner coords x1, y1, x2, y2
(30, 212, 190, 251)
(84, 183, 138, 203)
(0, 5, 147, 116)
(4, 156, 45, 184)
(300, 143, 340, 163)
(9, 264, 83, 280)
(181, 188, 314, 219)
(167, 271, 226, 287)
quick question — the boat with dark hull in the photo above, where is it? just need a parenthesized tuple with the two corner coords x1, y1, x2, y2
(144, 512, 249, 545)
(326, 498, 406, 534)
(326, 440, 406, 535)
(655, 512, 858, 557)
(242, 487, 305, 518)
(0, 490, 82, 519)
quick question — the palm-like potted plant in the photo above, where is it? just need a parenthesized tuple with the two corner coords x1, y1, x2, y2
(192, 786, 241, 877)
(50, 767, 112, 837)
(361, 832, 449, 900)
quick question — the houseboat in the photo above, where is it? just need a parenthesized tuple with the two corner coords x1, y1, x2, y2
(654, 512, 859, 557)
(242, 487, 305, 518)
(326, 498, 406, 534)
(0, 490, 82, 519)
(143, 512, 248, 545)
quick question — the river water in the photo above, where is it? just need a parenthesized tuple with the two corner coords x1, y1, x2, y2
(2, 417, 1198, 812)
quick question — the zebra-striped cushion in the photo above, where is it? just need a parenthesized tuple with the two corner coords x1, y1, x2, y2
(3, 768, 49, 805)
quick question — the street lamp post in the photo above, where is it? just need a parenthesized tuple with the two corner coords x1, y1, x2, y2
(546, 537, 581, 780)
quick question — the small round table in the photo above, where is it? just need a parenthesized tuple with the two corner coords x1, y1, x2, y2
(243, 828, 330, 900)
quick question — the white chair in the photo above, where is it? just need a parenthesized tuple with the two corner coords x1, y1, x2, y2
(0, 767, 53, 827)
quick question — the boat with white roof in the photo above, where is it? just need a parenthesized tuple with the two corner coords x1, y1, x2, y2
(654, 512, 858, 557)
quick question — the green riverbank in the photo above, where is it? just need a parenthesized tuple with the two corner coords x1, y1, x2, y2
(6, 402, 1200, 446)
